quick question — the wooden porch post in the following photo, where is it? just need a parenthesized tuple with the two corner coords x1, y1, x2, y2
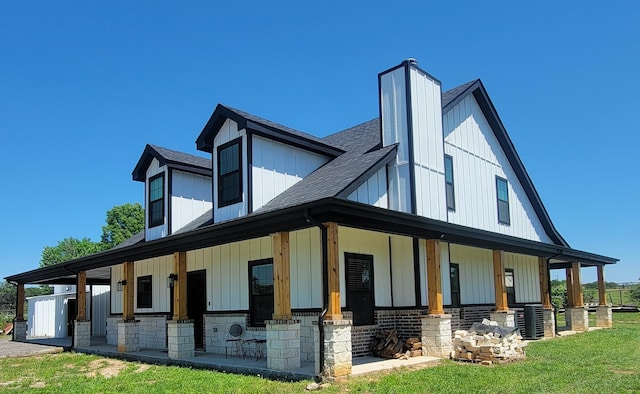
(325, 222, 343, 320)
(173, 251, 188, 321)
(426, 239, 444, 315)
(597, 265, 607, 306)
(77, 271, 87, 321)
(571, 262, 584, 307)
(16, 283, 25, 321)
(538, 257, 552, 309)
(493, 250, 509, 311)
(123, 261, 135, 321)
(565, 267, 574, 308)
(272, 232, 292, 320)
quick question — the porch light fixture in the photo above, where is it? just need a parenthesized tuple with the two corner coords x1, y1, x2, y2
(167, 273, 178, 288)
(117, 279, 126, 292)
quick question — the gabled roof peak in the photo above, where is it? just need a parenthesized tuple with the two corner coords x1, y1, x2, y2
(132, 144, 211, 182)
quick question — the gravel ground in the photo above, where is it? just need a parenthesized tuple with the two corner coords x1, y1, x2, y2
(0, 340, 63, 359)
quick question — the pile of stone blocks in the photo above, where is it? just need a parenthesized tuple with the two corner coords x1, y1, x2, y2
(451, 319, 527, 363)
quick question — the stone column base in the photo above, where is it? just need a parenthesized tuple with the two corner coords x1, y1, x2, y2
(596, 306, 612, 328)
(490, 310, 516, 328)
(567, 307, 589, 331)
(13, 320, 27, 341)
(421, 314, 452, 357)
(168, 320, 195, 359)
(323, 319, 352, 379)
(74, 320, 91, 347)
(117, 320, 140, 352)
(266, 319, 301, 370)
(543, 308, 555, 338)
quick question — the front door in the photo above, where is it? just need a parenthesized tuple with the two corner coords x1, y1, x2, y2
(345, 253, 375, 326)
(187, 270, 206, 349)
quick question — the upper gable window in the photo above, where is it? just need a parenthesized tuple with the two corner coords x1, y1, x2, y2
(148, 173, 164, 228)
(218, 138, 242, 207)
(444, 155, 455, 211)
(496, 176, 510, 225)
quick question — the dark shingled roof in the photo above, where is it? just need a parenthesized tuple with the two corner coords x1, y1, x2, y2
(442, 80, 478, 108)
(111, 231, 145, 249)
(173, 209, 214, 234)
(322, 119, 380, 153)
(132, 144, 211, 182)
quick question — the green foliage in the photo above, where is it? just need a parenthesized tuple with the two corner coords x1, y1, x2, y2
(40, 237, 105, 268)
(0, 281, 16, 310)
(100, 203, 144, 249)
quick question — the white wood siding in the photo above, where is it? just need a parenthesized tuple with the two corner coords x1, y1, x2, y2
(289, 228, 323, 309)
(504, 252, 541, 304)
(251, 136, 328, 211)
(347, 166, 389, 208)
(145, 159, 168, 241)
(170, 170, 212, 233)
(443, 96, 552, 243)
(338, 227, 392, 307)
(389, 235, 415, 306)
(449, 244, 494, 305)
(213, 119, 248, 223)
(418, 240, 452, 306)
(380, 67, 412, 213)
(110, 256, 172, 314)
(90, 285, 110, 336)
(410, 67, 447, 221)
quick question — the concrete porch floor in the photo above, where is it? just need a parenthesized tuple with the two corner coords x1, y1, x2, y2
(23, 336, 442, 380)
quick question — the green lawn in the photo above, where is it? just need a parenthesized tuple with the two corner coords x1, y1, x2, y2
(1, 313, 638, 393)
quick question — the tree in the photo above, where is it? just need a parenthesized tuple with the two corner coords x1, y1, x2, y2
(101, 203, 144, 249)
(40, 237, 104, 268)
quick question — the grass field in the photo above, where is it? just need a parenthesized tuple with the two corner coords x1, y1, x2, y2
(0, 313, 638, 393)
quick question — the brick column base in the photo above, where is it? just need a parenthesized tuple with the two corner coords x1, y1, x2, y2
(323, 319, 352, 379)
(266, 319, 300, 370)
(168, 320, 195, 359)
(74, 320, 91, 347)
(596, 306, 612, 328)
(490, 310, 516, 328)
(567, 307, 589, 331)
(421, 314, 452, 357)
(13, 320, 27, 341)
(117, 320, 140, 352)
(543, 309, 555, 338)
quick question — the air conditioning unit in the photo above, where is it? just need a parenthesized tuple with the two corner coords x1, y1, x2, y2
(523, 304, 544, 340)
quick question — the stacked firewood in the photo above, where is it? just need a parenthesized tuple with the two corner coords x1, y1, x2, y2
(370, 329, 423, 359)
(452, 320, 527, 363)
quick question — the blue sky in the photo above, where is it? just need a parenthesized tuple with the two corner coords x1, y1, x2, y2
(1, 1, 638, 284)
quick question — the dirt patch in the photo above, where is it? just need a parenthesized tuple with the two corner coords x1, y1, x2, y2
(135, 364, 151, 373)
(84, 358, 127, 378)
(612, 369, 636, 375)
(30, 382, 46, 388)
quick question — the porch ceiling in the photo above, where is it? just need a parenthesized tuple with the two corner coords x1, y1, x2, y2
(5, 198, 617, 285)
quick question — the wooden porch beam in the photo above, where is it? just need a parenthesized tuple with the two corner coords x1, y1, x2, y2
(76, 271, 87, 321)
(538, 257, 552, 309)
(272, 232, 292, 320)
(16, 283, 25, 321)
(565, 267, 575, 308)
(173, 251, 188, 321)
(123, 261, 135, 321)
(324, 222, 343, 320)
(493, 250, 509, 311)
(426, 239, 444, 315)
(597, 265, 607, 306)
(571, 262, 584, 307)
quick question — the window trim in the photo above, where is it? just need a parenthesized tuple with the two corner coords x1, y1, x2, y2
(496, 176, 511, 225)
(248, 258, 274, 327)
(217, 138, 243, 208)
(449, 262, 461, 307)
(148, 173, 165, 228)
(136, 275, 152, 309)
(444, 154, 455, 211)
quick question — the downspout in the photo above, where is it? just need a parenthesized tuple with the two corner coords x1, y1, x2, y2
(547, 252, 563, 336)
(305, 210, 328, 380)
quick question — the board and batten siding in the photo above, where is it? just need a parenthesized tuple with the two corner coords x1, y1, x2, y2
(251, 136, 328, 211)
(449, 244, 494, 305)
(110, 256, 172, 314)
(213, 118, 248, 223)
(409, 67, 447, 221)
(418, 241, 452, 307)
(347, 166, 389, 208)
(145, 158, 168, 241)
(443, 95, 552, 243)
(389, 234, 415, 306)
(170, 170, 212, 233)
(504, 252, 541, 304)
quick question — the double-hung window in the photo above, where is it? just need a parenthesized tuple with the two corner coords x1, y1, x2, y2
(444, 155, 455, 211)
(248, 259, 274, 326)
(496, 176, 510, 225)
(137, 275, 152, 309)
(148, 174, 164, 228)
(217, 138, 242, 207)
